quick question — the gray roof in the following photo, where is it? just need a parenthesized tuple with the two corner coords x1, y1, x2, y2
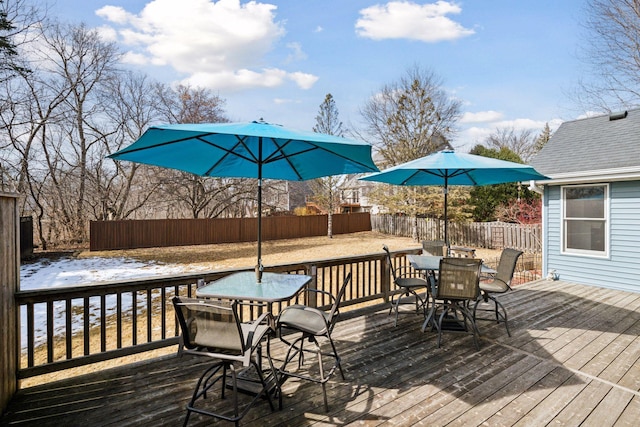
(529, 108, 640, 176)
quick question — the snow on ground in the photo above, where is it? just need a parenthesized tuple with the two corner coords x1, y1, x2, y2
(19, 255, 211, 349)
(20, 255, 209, 290)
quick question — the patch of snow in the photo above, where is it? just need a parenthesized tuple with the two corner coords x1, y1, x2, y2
(19, 255, 210, 349)
(20, 255, 209, 290)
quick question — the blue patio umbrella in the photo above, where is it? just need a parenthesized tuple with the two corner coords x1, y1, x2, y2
(360, 150, 548, 246)
(108, 120, 379, 281)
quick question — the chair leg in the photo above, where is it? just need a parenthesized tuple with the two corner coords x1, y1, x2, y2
(473, 293, 511, 337)
(278, 332, 342, 412)
(435, 302, 480, 350)
(391, 288, 427, 327)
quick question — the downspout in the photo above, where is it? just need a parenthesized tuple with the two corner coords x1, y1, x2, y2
(528, 179, 544, 195)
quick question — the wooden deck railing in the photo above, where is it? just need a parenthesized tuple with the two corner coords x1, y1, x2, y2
(14, 249, 422, 379)
(14, 248, 541, 380)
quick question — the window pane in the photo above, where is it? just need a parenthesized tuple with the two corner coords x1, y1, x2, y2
(566, 220, 605, 252)
(565, 186, 604, 218)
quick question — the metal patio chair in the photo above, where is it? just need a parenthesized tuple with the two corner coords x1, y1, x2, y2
(172, 297, 277, 426)
(383, 245, 430, 327)
(473, 248, 523, 336)
(422, 257, 483, 350)
(421, 240, 447, 256)
(275, 273, 351, 412)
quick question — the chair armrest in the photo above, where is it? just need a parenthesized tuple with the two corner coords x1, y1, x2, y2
(243, 311, 273, 349)
(480, 276, 512, 291)
(296, 288, 336, 306)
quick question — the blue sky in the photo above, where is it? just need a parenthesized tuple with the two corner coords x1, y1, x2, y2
(47, 0, 590, 152)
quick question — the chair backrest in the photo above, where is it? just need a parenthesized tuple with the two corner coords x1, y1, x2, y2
(422, 240, 447, 256)
(436, 257, 482, 300)
(172, 296, 244, 354)
(495, 248, 524, 287)
(327, 273, 352, 332)
(382, 245, 399, 281)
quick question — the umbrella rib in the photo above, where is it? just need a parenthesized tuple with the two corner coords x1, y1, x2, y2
(200, 135, 259, 176)
(264, 138, 377, 175)
(263, 138, 304, 180)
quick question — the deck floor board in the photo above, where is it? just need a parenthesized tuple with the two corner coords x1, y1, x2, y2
(3, 279, 640, 426)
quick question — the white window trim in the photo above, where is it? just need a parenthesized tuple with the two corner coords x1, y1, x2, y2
(560, 183, 610, 258)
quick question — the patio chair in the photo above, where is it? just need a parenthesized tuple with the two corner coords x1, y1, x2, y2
(421, 240, 447, 256)
(172, 297, 277, 426)
(473, 248, 523, 337)
(276, 273, 351, 412)
(383, 245, 429, 327)
(422, 257, 482, 350)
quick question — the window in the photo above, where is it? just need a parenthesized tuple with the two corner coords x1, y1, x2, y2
(562, 184, 608, 256)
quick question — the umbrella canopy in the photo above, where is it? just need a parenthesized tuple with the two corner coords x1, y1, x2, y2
(360, 150, 548, 245)
(108, 120, 379, 281)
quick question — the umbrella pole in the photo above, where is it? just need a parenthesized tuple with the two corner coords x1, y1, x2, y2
(444, 179, 450, 256)
(256, 139, 263, 283)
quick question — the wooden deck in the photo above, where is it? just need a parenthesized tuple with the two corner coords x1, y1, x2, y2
(3, 278, 640, 426)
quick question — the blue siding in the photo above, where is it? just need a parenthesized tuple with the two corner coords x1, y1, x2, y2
(545, 181, 640, 293)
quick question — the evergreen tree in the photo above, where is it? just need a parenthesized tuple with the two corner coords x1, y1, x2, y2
(310, 94, 344, 238)
(0, 0, 29, 81)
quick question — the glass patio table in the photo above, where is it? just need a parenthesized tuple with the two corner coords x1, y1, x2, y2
(195, 271, 312, 396)
(196, 271, 312, 303)
(407, 255, 497, 275)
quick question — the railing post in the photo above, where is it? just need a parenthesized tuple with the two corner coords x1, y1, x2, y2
(305, 263, 318, 308)
(381, 253, 391, 304)
(1, 192, 20, 412)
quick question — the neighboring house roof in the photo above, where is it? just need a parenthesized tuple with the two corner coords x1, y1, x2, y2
(530, 108, 640, 184)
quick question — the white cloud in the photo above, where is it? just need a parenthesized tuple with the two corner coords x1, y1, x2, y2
(273, 98, 301, 105)
(96, 0, 318, 91)
(460, 110, 503, 123)
(285, 42, 307, 63)
(355, 1, 475, 42)
(288, 71, 319, 89)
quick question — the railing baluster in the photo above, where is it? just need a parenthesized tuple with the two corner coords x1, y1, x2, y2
(132, 291, 137, 346)
(65, 299, 72, 359)
(146, 288, 152, 342)
(161, 287, 166, 340)
(46, 301, 53, 363)
(26, 303, 34, 367)
(117, 292, 122, 349)
(100, 295, 106, 352)
(84, 297, 90, 356)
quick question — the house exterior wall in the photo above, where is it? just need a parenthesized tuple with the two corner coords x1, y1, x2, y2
(544, 180, 640, 292)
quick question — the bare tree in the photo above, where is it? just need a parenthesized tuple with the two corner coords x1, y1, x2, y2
(484, 127, 538, 162)
(95, 71, 162, 221)
(152, 83, 261, 219)
(576, 0, 640, 109)
(360, 65, 460, 168)
(1, 20, 124, 246)
(359, 65, 462, 240)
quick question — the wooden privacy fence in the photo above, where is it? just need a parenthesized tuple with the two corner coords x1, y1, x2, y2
(90, 212, 371, 251)
(371, 214, 541, 253)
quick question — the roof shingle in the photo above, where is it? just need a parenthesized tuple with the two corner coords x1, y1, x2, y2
(529, 108, 640, 176)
